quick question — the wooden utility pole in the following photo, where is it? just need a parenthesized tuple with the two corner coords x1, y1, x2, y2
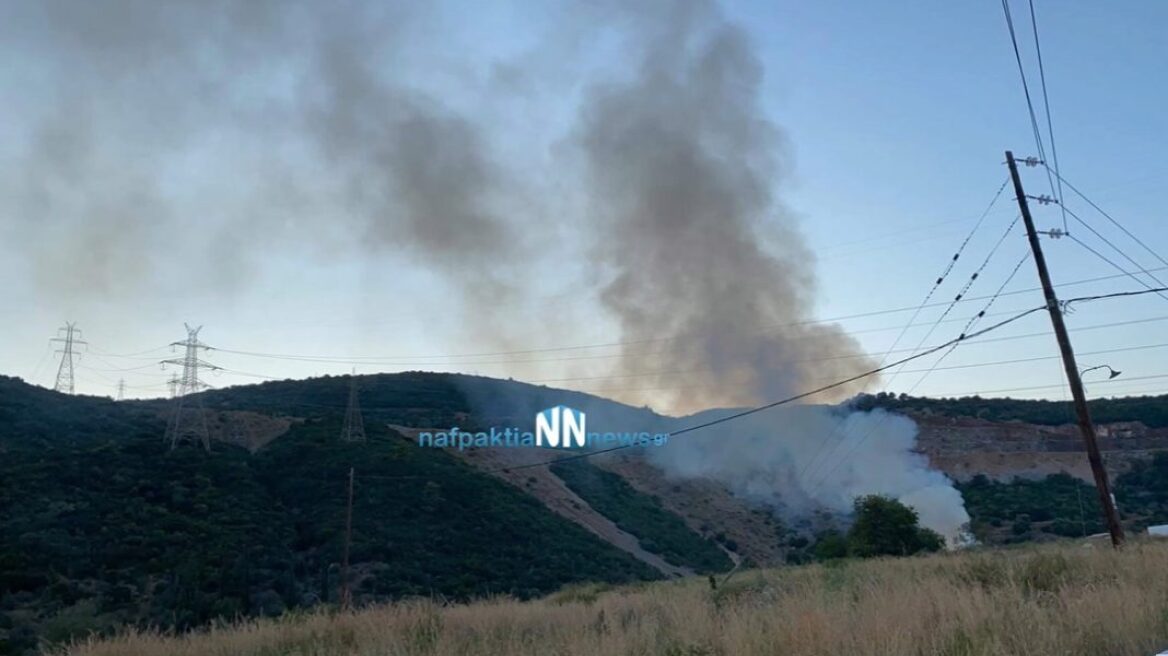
(340, 467, 355, 609)
(1005, 150, 1124, 548)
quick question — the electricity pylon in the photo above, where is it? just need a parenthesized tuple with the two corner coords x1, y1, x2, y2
(116, 379, 126, 401)
(161, 324, 221, 451)
(340, 371, 365, 443)
(51, 322, 86, 394)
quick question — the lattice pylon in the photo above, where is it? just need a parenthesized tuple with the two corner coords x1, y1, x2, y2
(341, 371, 365, 443)
(161, 324, 219, 451)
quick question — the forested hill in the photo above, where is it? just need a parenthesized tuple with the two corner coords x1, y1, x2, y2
(854, 391, 1168, 427)
(0, 375, 660, 654)
(6, 372, 1168, 654)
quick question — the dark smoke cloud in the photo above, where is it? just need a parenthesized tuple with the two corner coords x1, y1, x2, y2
(3, 0, 874, 410)
(6, 0, 968, 540)
(307, 20, 521, 308)
(1, 0, 522, 318)
(576, 0, 875, 411)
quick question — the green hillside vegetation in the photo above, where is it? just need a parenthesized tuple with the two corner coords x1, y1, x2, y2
(549, 460, 733, 573)
(959, 453, 1168, 543)
(0, 376, 660, 654)
(5, 373, 1168, 655)
(188, 371, 630, 430)
(855, 390, 1168, 427)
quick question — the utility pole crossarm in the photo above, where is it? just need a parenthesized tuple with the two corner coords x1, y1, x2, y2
(161, 358, 220, 370)
(1005, 150, 1125, 548)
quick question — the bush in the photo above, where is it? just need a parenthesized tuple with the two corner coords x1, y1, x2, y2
(847, 496, 945, 558)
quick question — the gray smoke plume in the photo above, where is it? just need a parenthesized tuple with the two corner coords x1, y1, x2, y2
(1, 0, 524, 328)
(652, 406, 971, 545)
(575, 2, 875, 412)
(566, 1, 969, 542)
(305, 11, 524, 314)
(3, 0, 970, 538)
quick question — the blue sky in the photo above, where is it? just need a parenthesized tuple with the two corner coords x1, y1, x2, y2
(756, 1, 1168, 402)
(3, 0, 1168, 410)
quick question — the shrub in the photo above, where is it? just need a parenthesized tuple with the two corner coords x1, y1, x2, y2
(847, 496, 945, 557)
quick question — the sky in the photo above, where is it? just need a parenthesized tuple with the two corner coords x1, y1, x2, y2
(3, 0, 1168, 412)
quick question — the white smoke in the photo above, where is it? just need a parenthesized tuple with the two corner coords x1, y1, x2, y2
(650, 404, 971, 545)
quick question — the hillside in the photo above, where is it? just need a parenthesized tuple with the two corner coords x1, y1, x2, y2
(58, 541, 1168, 656)
(0, 376, 664, 653)
(858, 390, 1168, 429)
(5, 373, 1168, 654)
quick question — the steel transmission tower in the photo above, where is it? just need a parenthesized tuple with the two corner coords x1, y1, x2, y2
(341, 372, 365, 443)
(161, 324, 221, 451)
(116, 379, 126, 401)
(51, 322, 86, 394)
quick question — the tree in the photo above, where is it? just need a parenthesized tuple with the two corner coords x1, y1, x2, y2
(846, 495, 944, 558)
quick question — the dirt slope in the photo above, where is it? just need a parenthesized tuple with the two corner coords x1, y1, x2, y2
(912, 414, 1168, 481)
(388, 425, 692, 578)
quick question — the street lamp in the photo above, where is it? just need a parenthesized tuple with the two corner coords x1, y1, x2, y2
(1080, 364, 1122, 380)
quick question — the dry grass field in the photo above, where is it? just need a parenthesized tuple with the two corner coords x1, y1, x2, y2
(58, 540, 1168, 656)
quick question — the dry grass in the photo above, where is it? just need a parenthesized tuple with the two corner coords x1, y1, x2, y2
(58, 540, 1168, 656)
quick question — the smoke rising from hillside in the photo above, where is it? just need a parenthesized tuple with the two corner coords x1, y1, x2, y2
(458, 376, 970, 545)
(2, 0, 873, 402)
(563, 1, 969, 543)
(3, 0, 968, 534)
(575, 3, 874, 411)
(653, 406, 970, 544)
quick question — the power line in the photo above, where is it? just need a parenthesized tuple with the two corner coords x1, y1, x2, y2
(800, 216, 1023, 488)
(76, 297, 1151, 389)
(1000, 0, 1061, 224)
(207, 267, 1168, 368)
(351, 306, 1049, 482)
(1060, 203, 1168, 298)
(938, 372, 1168, 398)
(75, 364, 123, 387)
(215, 309, 1168, 398)
(1044, 165, 1168, 269)
(872, 180, 1012, 369)
(801, 281, 1167, 496)
(67, 299, 1126, 376)
(802, 272, 1136, 497)
(1027, 0, 1068, 231)
(175, 290, 1168, 417)
(861, 340, 1168, 377)
(1067, 233, 1168, 304)
(88, 344, 172, 358)
(83, 354, 167, 373)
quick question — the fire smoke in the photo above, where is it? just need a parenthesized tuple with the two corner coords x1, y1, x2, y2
(1, 0, 970, 540)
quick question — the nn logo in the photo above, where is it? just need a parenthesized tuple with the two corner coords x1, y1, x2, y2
(535, 405, 586, 448)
